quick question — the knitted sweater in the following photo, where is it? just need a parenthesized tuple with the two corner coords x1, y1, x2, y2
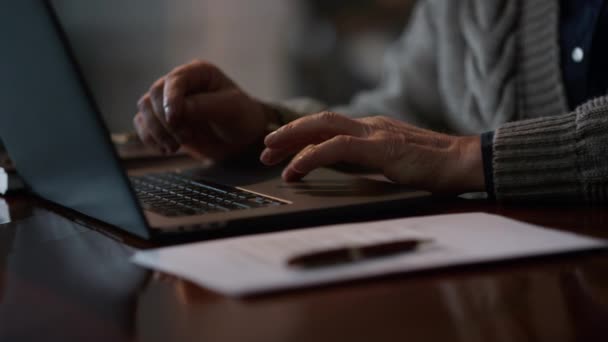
(271, 0, 608, 202)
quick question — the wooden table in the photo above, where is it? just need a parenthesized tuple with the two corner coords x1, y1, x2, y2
(0, 192, 607, 342)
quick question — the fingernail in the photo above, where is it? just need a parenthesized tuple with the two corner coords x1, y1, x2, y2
(264, 131, 277, 145)
(164, 105, 173, 121)
(260, 149, 271, 164)
(282, 168, 304, 182)
(290, 161, 305, 174)
(283, 163, 305, 181)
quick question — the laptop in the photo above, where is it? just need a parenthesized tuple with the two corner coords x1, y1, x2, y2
(0, 0, 430, 241)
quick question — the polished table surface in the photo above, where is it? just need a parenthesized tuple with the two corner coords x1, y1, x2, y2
(1, 186, 607, 341)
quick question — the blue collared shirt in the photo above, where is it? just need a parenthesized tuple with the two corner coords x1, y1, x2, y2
(482, 0, 608, 197)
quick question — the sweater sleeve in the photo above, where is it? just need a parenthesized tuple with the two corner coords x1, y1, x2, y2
(268, 0, 443, 129)
(493, 96, 608, 202)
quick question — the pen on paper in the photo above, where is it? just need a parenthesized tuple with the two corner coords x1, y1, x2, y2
(287, 238, 433, 269)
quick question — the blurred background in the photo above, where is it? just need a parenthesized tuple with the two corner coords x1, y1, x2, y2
(50, 0, 417, 133)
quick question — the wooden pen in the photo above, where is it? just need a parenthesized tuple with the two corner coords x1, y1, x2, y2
(287, 238, 433, 269)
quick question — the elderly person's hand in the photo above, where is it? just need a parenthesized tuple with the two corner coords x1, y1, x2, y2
(134, 60, 275, 160)
(260, 112, 485, 193)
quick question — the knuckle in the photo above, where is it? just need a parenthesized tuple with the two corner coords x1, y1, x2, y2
(278, 122, 294, 133)
(203, 61, 220, 73)
(194, 59, 217, 70)
(374, 130, 394, 140)
(167, 67, 186, 80)
(377, 131, 406, 147)
(138, 94, 151, 108)
(385, 135, 407, 159)
(182, 59, 215, 72)
(176, 60, 195, 70)
(304, 144, 318, 156)
(149, 79, 165, 95)
(371, 115, 393, 128)
(334, 134, 354, 146)
(199, 62, 222, 81)
(318, 111, 343, 125)
(189, 58, 205, 65)
(357, 117, 374, 125)
(356, 118, 375, 136)
(295, 144, 318, 167)
(377, 116, 404, 132)
(170, 63, 192, 76)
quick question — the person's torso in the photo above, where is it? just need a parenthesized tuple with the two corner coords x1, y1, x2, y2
(428, 0, 608, 133)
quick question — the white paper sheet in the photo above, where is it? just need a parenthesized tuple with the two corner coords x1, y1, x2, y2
(0, 198, 9, 224)
(0, 167, 7, 195)
(132, 213, 606, 297)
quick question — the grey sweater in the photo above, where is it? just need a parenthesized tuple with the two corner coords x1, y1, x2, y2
(272, 0, 608, 202)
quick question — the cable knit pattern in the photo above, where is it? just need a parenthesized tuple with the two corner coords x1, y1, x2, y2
(492, 0, 608, 202)
(460, 0, 518, 130)
(271, 0, 608, 202)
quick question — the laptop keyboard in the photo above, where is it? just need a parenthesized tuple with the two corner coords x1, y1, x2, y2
(130, 172, 286, 217)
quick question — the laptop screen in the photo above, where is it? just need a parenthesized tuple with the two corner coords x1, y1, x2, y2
(0, 1, 150, 238)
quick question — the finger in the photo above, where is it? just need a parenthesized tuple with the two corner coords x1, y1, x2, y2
(163, 61, 230, 125)
(149, 77, 168, 124)
(138, 95, 180, 153)
(264, 111, 366, 149)
(260, 133, 334, 165)
(149, 78, 183, 143)
(260, 146, 301, 166)
(260, 134, 342, 166)
(282, 135, 384, 181)
(133, 112, 162, 151)
(261, 111, 366, 165)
